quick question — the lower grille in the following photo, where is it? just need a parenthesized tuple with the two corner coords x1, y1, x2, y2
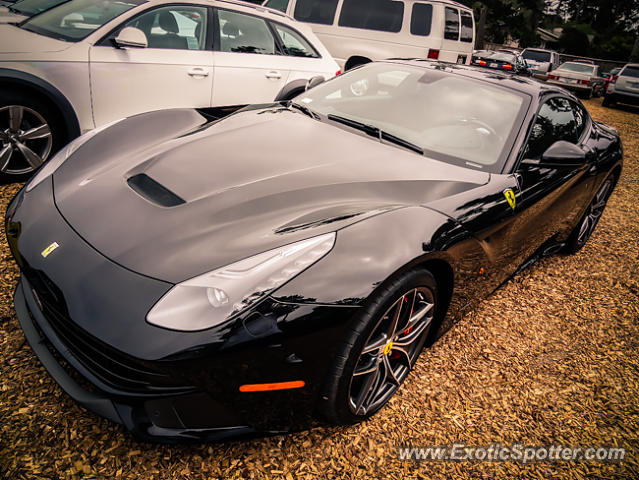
(23, 266, 192, 394)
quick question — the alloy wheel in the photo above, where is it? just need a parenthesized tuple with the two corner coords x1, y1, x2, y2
(576, 178, 614, 246)
(0, 105, 53, 175)
(348, 287, 435, 416)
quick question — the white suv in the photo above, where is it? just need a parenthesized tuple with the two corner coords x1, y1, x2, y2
(263, 0, 475, 70)
(0, 0, 339, 178)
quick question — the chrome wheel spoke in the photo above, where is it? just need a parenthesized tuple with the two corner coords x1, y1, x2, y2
(15, 141, 44, 169)
(387, 296, 404, 338)
(8, 105, 23, 132)
(0, 144, 13, 172)
(19, 123, 51, 141)
(353, 364, 380, 414)
(382, 356, 400, 386)
(393, 318, 431, 348)
(391, 344, 412, 365)
(361, 334, 387, 355)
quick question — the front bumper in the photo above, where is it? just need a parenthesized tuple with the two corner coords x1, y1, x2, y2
(7, 182, 360, 442)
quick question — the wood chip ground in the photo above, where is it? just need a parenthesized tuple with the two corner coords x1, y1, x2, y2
(0, 99, 638, 479)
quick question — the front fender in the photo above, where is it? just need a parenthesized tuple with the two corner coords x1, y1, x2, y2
(271, 206, 492, 332)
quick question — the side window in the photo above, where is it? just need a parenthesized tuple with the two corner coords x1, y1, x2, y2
(460, 11, 473, 43)
(338, 0, 404, 33)
(444, 7, 459, 40)
(525, 97, 580, 160)
(273, 23, 319, 58)
(218, 9, 276, 54)
(410, 3, 432, 37)
(123, 6, 208, 50)
(264, 0, 290, 13)
(293, 0, 339, 25)
(571, 101, 589, 140)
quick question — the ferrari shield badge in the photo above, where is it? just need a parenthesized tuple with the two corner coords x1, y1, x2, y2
(504, 189, 517, 210)
(41, 242, 60, 258)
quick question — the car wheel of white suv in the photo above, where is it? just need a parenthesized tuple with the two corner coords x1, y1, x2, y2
(0, 91, 66, 182)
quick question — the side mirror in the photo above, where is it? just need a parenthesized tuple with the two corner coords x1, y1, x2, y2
(521, 141, 586, 168)
(112, 27, 148, 49)
(306, 75, 325, 91)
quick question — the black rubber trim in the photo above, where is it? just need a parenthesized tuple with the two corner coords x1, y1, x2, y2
(13, 279, 123, 424)
(274, 79, 307, 102)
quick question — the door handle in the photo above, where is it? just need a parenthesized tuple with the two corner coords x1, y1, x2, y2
(265, 71, 282, 79)
(188, 68, 209, 77)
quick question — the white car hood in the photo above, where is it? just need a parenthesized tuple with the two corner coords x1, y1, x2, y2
(0, 23, 71, 52)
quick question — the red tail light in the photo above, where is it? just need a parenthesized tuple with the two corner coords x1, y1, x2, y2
(548, 74, 557, 80)
(502, 64, 513, 70)
(612, 75, 619, 84)
(579, 79, 591, 86)
(427, 49, 440, 60)
(479, 60, 487, 66)
(335, 70, 342, 76)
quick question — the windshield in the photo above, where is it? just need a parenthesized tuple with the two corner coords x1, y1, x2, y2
(522, 50, 551, 62)
(621, 66, 639, 78)
(488, 52, 516, 63)
(21, 0, 143, 42)
(296, 63, 528, 171)
(558, 63, 595, 74)
(11, 0, 65, 16)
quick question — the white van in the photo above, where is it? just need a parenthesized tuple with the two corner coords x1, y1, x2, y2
(262, 0, 475, 69)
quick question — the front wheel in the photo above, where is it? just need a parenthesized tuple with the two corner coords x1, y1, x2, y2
(0, 91, 67, 183)
(563, 174, 616, 254)
(320, 269, 440, 424)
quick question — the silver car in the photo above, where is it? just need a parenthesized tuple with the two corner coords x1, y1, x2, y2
(603, 63, 639, 108)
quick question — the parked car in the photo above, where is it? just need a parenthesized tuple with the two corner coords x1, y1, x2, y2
(521, 47, 560, 74)
(603, 66, 622, 94)
(262, 0, 475, 69)
(547, 61, 605, 99)
(7, 60, 622, 442)
(0, 0, 66, 23)
(603, 63, 639, 108)
(0, 0, 339, 180)
(472, 51, 531, 76)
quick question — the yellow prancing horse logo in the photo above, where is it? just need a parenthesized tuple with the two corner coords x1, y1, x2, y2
(383, 341, 394, 356)
(41, 242, 60, 258)
(504, 189, 517, 210)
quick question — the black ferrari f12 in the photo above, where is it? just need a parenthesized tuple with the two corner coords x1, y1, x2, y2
(6, 61, 622, 442)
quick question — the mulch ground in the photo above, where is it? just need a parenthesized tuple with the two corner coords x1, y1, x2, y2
(1, 99, 638, 479)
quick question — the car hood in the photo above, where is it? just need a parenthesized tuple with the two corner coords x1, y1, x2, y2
(53, 107, 489, 283)
(0, 24, 71, 52)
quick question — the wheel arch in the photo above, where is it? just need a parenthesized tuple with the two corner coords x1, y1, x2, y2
(345, 56, 372, 71)
(0, 68, 81, 140)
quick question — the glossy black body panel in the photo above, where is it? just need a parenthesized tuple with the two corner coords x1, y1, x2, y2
(6, 61, 623, 441)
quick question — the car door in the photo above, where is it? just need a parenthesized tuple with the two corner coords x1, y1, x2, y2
(508, 96, 597, 266)
(89, 4, 214, 127)
(212, 8, 291, 106)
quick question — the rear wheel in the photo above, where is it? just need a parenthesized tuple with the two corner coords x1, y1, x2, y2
(0, 91, 67, 183)
(602, 95, 616, 108)
(564, 174, 616, 254)
(320, 269, 439, 424)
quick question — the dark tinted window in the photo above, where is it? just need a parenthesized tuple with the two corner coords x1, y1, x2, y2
(218, 9, 276, 54)
(622, 66, 639, 78)
(526, 98, 580, 160)
(522, 49, 551, 62)
(460, 11, 473, 42)
(339, 0, 404, 33)
(264, 0, 289, 13)
(123, 6, 208, 50)
(294, 0, 338, 25)
(444, 7, 459, 40)
(410, 3, 432, 36)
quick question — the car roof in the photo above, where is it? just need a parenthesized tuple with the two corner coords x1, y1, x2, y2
(380, 59, 565, 97)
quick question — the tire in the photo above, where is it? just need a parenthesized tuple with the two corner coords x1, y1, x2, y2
(602, 95, 615, 108)
(563, 173, 616, 254)
(0, 90, 68, 183)
(319, 268, 440, 425)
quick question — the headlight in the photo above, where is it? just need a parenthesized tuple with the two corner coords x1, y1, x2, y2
(25, 119, 123, 193)
(146, 232, 336, 331)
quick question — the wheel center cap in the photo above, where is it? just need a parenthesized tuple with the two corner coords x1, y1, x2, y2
(383, 341, 394, 356)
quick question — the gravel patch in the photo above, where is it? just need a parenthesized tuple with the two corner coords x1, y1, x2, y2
(0, 99, 638, 479)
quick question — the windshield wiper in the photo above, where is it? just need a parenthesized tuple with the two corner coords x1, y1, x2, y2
(289, 101, 319, 120)
(327, 114, 423, 155)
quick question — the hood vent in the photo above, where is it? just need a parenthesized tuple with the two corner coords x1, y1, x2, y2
(127, 174, 185, 207)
